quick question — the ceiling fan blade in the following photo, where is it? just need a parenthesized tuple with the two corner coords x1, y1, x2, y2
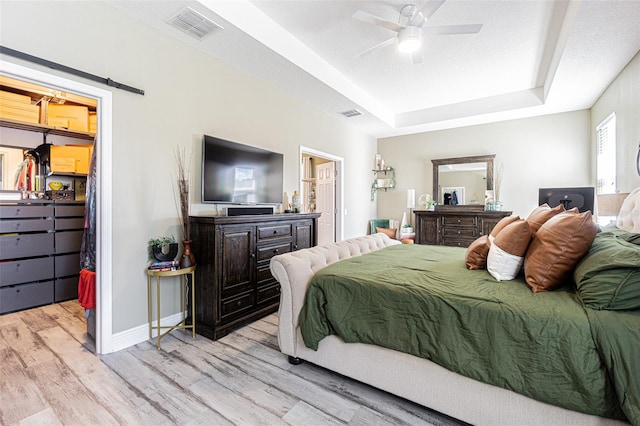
(353, 10, 403, 33)
(423, 23, 483, 36)
(411, 51, 423, 65)
(356, 37, 397, 57)
(418, 0, 447, 20)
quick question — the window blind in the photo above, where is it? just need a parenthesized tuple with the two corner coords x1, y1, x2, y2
(596, 113, 616, 194)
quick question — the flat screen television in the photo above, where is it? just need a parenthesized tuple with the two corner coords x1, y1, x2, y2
(201, 135, 283, 205)
(538, 187, 595, 214)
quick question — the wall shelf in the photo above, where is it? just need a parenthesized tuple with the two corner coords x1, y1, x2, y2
(0, 118, 96, 141)
(371, 167, 396, 201)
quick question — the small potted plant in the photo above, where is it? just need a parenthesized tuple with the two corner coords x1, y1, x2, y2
(426, 199, 437, 211)
(402, 223, 414, 234)
(148, 236, 178, 262)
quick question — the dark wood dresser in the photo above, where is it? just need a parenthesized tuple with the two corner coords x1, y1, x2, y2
(414, 207, 512, 247)
(189, 213, 320, 340)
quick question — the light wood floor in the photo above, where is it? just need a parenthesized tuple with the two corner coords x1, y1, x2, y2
(0, 301, 465, 425)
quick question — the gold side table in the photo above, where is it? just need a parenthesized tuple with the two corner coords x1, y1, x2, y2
(146, 265, 196, 350)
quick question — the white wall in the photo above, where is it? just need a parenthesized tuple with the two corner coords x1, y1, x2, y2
(591, 50, 640, 193)
(377, 110, 591, 221)
(0, 1, 377, 334)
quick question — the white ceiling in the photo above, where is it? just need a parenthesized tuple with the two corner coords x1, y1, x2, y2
(107, 0, 640, 138)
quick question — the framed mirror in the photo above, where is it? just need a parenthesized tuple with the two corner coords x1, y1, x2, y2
(432, 154, 495, 206)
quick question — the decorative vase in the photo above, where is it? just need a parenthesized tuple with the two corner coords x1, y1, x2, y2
(180, 240, 196, 268)
(152, 243, 178, 262)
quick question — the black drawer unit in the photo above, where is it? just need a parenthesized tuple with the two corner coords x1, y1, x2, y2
(0, 200, 85, 314)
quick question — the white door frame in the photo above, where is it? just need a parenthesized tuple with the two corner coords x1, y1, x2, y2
(1, 60, 114, 354)
(299, 146, 344, 242)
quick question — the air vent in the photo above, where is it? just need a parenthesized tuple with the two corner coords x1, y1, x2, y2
(339, 109, 363, 118)
(167, 7, 223, 40)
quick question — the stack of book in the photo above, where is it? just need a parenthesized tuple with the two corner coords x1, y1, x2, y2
(148, 260, 179, 272)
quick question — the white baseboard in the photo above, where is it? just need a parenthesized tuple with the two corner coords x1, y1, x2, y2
(111, 312, 186, 352)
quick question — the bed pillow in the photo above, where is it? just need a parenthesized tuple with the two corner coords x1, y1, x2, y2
(574, 229, 640, 310)
(488, 215, 519, 243)
(524, 210, 597, 292)
(616, 187, 640, 233)
(487, 220, 532, 280)
(526, 203, 565, 233)
(376, 227, 397, 239)
(465, 235, 490, 270)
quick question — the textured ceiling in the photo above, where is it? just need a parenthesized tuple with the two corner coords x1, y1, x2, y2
(107, 0, 640, 138)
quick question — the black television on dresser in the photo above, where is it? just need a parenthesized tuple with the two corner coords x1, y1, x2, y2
(201, 135, 283, 205)
(538, 187, 595, 214)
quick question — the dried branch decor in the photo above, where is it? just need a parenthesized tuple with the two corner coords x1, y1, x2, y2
(175, 147, 191, 242)
(494, 162, 503, 201)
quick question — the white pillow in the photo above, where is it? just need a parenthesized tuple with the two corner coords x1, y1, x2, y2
(486, 219, 533, 281)
(616, 187, 640, 233)
(487, 243, 524, 281)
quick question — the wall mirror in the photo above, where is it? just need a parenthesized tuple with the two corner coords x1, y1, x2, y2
(432, 154, 495, 206)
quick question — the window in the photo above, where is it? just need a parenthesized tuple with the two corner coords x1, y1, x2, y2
(596, 113, 616, 194)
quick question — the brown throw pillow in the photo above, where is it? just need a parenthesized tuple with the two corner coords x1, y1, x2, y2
(376, 227, 397, 239)
(524, 211, 597, 292)
(493, 220, 532, 257)
(486, 220, 532, 281)
(489, 215, 520, 241)
(465, 235, 490, 270)
(526, 203, 565, 233)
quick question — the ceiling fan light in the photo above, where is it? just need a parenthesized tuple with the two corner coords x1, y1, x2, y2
(399, 36, 421, 53)
(398, 26, 422, 53)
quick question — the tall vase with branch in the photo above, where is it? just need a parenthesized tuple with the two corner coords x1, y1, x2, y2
(492, 162, 504, 211)
(175, 147, 195, 267)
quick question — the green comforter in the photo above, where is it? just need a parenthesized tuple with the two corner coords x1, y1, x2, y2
(299, 244, 629, 421)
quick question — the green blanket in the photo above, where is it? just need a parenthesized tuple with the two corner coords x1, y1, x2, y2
(299, 244, 627, 420)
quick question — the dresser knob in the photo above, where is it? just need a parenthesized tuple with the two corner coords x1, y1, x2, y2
(237, 301, 242, 306)
(273, 230, 278, 235)
(273, 248, 279, 254)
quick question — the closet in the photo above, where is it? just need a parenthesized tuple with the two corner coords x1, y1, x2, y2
(0, 75, 95, 315)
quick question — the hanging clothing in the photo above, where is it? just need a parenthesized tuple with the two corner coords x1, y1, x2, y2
(452, 190, 459, 205)
(14, 157, 36, 191)
(78, 269, 96, 309)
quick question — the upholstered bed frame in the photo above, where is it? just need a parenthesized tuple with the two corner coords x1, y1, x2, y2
(270, 188, 640, 426)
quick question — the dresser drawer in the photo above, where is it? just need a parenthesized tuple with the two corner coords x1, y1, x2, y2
(257, 242, 292, 262)
(442, 236, 477, 247)
(0, 205, 54, 219)
(54, 205, 85, 217)
(442, 226, 478, 239)
(55, 230, 83, 254)
(221, 292, 255, 320)
(0, 281, 54, 314)
(257, 264, 277, 287)
(55, 253, 81, 277)
(257, 224, 292, 241)
(55, 276, 79, 302)
(0, 257, 54, 287)
(0, 233, 54, 260)
(55, 217, 85, 230)
(257, 282, 280, 305)
(0, 218, 53, 233)
(442, 215, 477, 227)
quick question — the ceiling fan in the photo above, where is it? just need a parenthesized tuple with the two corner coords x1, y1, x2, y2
(353, 0, 483, 64)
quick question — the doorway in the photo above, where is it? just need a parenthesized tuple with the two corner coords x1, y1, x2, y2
(299, 146, 344, 243)
(1, 60, 113, 354)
